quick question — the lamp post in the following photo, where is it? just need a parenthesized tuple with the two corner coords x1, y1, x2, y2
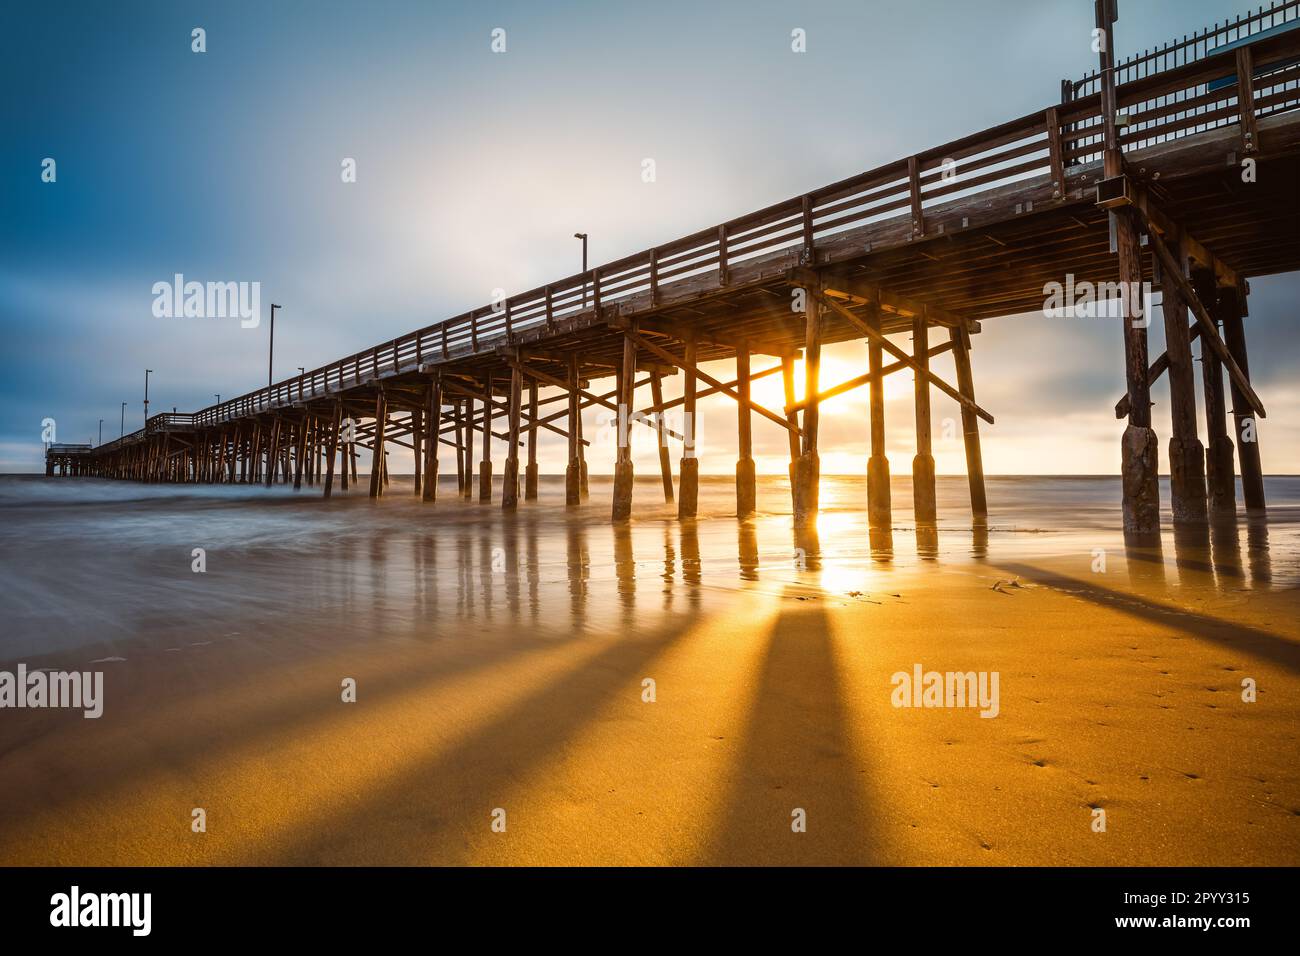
(144, 369, 152, 425)
(120, 402, 126, 438)
(574, 232, 588, 307)
(267, 303, 281, 408)
(98, 419, 103, 446)
(215, 394, 220, 404)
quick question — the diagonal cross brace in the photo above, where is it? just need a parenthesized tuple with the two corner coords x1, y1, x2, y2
(616, 325, 802, 437)
(810, 288, 994, 425)
(1131, 204, 1265, 419)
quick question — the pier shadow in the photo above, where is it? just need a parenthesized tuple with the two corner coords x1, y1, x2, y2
(706, 593, 880, 864)
(259, 614, 703, 864)
(993, 561, 1300, 674)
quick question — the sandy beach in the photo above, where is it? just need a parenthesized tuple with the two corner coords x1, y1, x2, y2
(0, 474, 1296, 866)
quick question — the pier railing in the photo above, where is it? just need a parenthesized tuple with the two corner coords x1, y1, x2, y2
(1066, 0, 1299, 100)
(113, 8, 1300, 444)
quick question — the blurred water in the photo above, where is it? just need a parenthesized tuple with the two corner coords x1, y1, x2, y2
(1, 472, 1295, 659)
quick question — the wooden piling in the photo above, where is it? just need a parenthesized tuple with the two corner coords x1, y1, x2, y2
(423, 375, 440, 502)
(369, 391, 386, 498)
(781, 354, 801, 513)
(503, 367, 522, 510)
(613, 331, 636, 521)
(412, 407, 423, 497)
(866, 303, 892, 529)
(293, 419, 306, 491)
(735, 347, 756, 517)
(479, 376, 494, 502)
(678, 332, 699, 519)
(794, 293, 821, 522)
(566, 355, 581, 506)
(524, 379, 539, 501)
(949, 324, 988, 519)
(1220, 286, 1265, 513)
(463, 395, 475, 499)
(650, 372, 674, 502)
(1195, 272, 1236, 516)
(264, 417, 280, 489)
(324, 404, 340, 498)
(911, 311, 937, 525)
(1160, 237, 1209, 523)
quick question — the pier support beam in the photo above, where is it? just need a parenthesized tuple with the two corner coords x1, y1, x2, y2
(411, 408, 422, 497)
(1220, 286, 1265, 514)
(293, 418, 306, 491)
(1196, 272, 1236, 516)
(524, 379, 539, 500)
(1096, 5, 1158, 534)
(651, 372, 674, 502)
(264, 417, 281, 488)
(577, 377, 589, 500)
(423, 376, 441, 502)
(911, 312, 937, 525)
(612, 331, 636, 522)
(949, 324, 987, 520)
(368, 392, 387, 498)
(566, 356, 581, 506)
(782, 354, 801, 515)
(735, 346, 756, 518)
(678, 332, 700, 519)
(1117, 208, 1160, 534)
(479, 376, 493, 502)
(463, 396, 475, 499)
(866, 303, 892, 529)
(503, 367, 522, 510)
(794, 294, 821, 523)
(1160, 237, 1208, 523)
(324, 404, 340, 498)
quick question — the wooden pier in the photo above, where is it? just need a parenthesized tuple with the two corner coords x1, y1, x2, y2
(56, 3, 1300, 535)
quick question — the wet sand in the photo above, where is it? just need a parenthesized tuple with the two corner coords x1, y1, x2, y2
(0, 474, 1297, 865)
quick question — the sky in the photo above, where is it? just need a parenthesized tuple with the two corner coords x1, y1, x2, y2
(3, 0, 1296, 475)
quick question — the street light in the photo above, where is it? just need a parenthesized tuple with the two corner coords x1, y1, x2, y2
(574, 232, 588, 307)
(215, 394, 220, 404)
(98, 419, 103, 446)
(267, 303, 281, 407)
(120, 402, 126, 438)
(144, 369, 153, 424)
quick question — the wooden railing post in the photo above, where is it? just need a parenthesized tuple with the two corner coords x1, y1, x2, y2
(717, 224, 729, 286)
(908, 155, 925, 238)
(1046, 107, 1065, 199)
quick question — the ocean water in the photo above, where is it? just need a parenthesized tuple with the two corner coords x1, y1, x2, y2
(1, 473, 1294, 660)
